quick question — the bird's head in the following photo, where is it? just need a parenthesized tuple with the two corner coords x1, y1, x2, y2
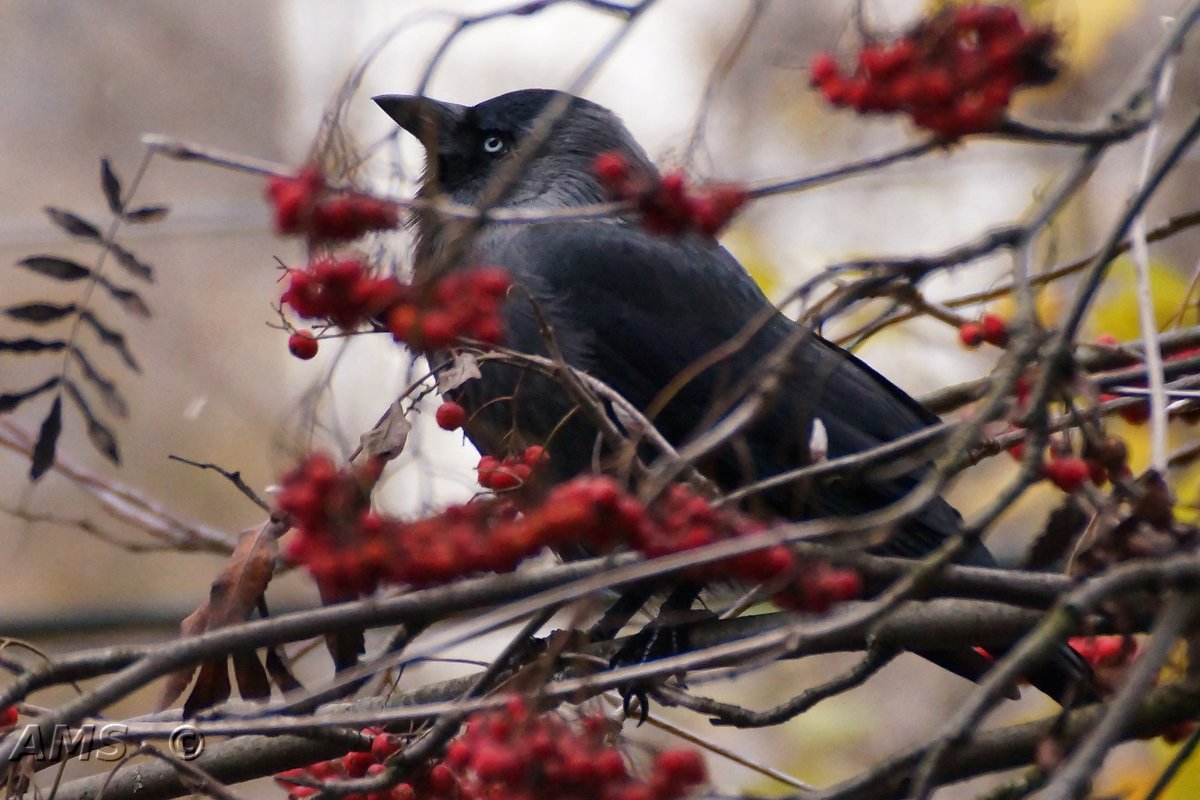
(373, 89, 656, 210)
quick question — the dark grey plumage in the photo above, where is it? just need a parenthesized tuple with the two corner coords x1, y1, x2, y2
(374, 88, 1087, 700)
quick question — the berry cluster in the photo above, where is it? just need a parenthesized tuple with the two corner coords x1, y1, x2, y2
(810, 5, 1059, 139)
(476, 446, 548, 492)
(1008, 434, 1128, 493)
(278, 453, 534, 597)
(1041, 456, 1092, 493)
(280, 259, 511, 356)
(279, 454, 861, 614)
(276, 727, 405, 800)
(1071, 472, 1195, 580)
(958, 313, 1009, 348)
(283, 257, 402, 330)
(594, 152, 747, 238)
(1066, 635, 1136, 670)
(625, 483, 862, 612)
(384, 266, 511, 351)
(276, 453, 385, 599)
(267, 167, 400, 242)
(444, 698, 706, 800)
(276, 700, 706, 800)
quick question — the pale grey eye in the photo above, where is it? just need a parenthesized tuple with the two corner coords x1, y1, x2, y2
(482, 136, 506, 155)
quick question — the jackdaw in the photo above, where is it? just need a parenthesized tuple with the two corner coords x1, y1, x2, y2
(374, 88, 1086, 701)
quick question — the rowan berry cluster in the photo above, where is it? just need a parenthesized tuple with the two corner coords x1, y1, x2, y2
(476, 446, 549, 492)
(958, 313, 1009, 348)
(278, 453, 530, 597)
(267, 167, 400, 242)
(280, 259, 511, 355)
(1066, 635, 1136, 670)
(443, 698, 706, 800)
(279, 454, 861, 614)
(1071, 472, 1196, 580)
(1065, 634, 1192, 740)
(482, 476, 860, 613)
(627, 483, 863, 612)
(282, 257, 402, 330)
(276, 700, 707, 800)
(1041, 456, 1093, 494)
(593, 152, 747, 238)
(810, 4, 1059, 139)
(276, 453, 385, 599)
(275, 727, 404, 800)
(383, 266, 511, 351)
(1007, 434, 1128, 494)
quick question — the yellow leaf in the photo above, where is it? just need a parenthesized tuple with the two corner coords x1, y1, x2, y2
(1087, 257, 1198, 343)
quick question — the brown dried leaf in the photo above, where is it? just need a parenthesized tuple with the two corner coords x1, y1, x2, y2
(182, 661, 231, 719)
(437, 352, 481, 392)
(158, 524, 278, 712)
(231, 649, 271, 701)
(360, 401, 411, 461)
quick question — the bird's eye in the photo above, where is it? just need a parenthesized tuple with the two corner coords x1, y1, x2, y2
(481, 135, 507, 155)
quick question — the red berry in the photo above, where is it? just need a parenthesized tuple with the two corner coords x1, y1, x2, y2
(810, 52, 839, 84)
(419, 312, 455, 349)
(655, 749, 707, 787)
(288, 330, 319, 360)
(1118, 402, 1151, 426)
(1044, 457, 1090, 493)
(959, 322, 983, 348)
(951, 92, 1002, 133)
(822, 76, 853, 106)
(344, 751, 375, 778)
(435, 401, 468, 431)
(593, 151, 631, 189)
(427, 763, 457, 794)
(0, 706, 17, 727)
(981, 313, 1009, 346)
(915, 68, 953, 106)
(371, 733, 400, 762)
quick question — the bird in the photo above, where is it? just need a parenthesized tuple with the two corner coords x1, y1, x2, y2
(373, 88, 1089, 703)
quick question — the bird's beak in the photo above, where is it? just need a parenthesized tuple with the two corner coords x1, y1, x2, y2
(373, 95, 467, 150)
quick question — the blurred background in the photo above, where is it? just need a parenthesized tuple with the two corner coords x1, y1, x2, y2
(2, 0, 1199, 796)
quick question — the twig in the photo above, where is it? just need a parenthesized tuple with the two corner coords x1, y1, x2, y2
(167, 455, 269, 512)
(655, 646, 897, 728)
(1129, 54, 1178, 475)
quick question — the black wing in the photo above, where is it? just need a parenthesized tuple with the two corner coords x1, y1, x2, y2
(477, 221, 976, 562)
